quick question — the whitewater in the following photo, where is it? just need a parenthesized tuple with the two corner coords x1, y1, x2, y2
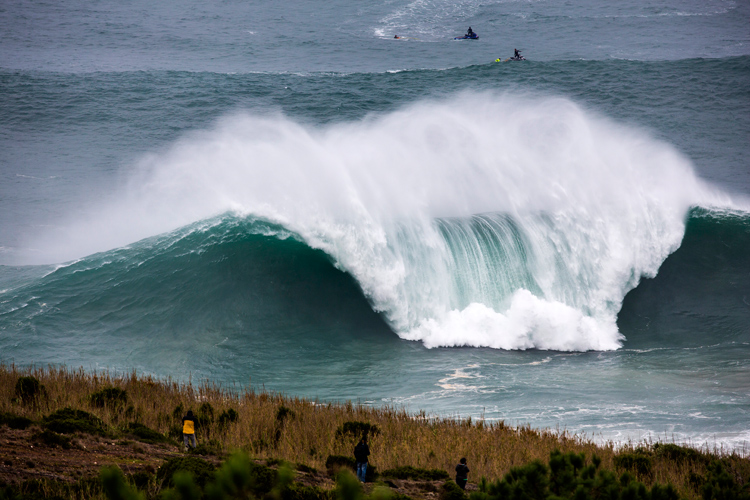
(25, 94, 739, 352)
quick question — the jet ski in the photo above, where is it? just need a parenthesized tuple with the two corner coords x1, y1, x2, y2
(454, 33, 479, 40)
(495, 55, 527, 62)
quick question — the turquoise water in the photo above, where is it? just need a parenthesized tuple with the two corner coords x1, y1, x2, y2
(1, 0, 749, 448)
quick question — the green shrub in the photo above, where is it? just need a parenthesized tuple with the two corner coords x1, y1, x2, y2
(334, 469, 363, 500)
(468, 450, 680, 500)
(33, 429, 73, 449)
(326, 455, 356, 471)
(90, 387, 128, 409)
(277, 406, 296, 423)
(381, 466, 449, 481)
(127, 471, 153, 491)
(42, 407, 107, 436)
(0, 412, 33, 430)
(325, 456, 377, 482)
(125, 422, 169, 444)
(335, 421, 380, 439)
(14, 376, 44, 405)
(100, 466, 143, 500)
(296, 463, 318, 474)
(203, 453, 278, 499)
(653, 443, 708, 466)
(439, 481, 466, 500)
(2, 477, 102, 500)
(172, 404, 184, 422)
(283, 482, 331, 500)
(189, 442, 222, 456)
(196, 402, 214, 427)
(157, 456, 216, 489)
(217, 408, 239, 430)
(701, 461, 750, 500)
(613, 453, 653, 477)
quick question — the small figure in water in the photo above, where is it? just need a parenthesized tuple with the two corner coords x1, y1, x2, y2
(455, 457, 469, 490)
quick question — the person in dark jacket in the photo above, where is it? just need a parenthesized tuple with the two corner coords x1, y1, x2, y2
(354, 437, 370, 483)
(182, 410, 197, 451)
(455, 457, 469, 490)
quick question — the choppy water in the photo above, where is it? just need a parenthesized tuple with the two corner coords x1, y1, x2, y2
(1, 0, 749, 449)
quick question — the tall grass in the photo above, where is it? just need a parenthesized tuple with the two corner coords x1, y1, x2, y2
(1, 364, 747, 500)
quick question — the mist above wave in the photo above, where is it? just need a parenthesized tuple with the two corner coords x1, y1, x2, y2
(30, 92, 734, 350)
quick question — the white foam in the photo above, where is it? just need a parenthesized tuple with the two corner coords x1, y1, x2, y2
(27, 92, 739, 351)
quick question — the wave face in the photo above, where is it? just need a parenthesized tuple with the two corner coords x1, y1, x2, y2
(2, 207, 748, 360)
(18, 93, 739, 352)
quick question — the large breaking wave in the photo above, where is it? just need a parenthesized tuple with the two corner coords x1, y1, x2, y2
(22, 92, 742, 351)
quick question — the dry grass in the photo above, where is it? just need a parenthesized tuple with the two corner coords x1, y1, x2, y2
(1, 364, 747, 500)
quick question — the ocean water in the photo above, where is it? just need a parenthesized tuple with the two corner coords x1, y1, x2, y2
(1, 0, 749, 448)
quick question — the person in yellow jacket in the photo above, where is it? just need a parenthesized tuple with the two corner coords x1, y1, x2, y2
(182, 410, 197, 450)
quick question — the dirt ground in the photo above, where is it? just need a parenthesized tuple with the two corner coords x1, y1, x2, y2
(0, 426, 465, 499)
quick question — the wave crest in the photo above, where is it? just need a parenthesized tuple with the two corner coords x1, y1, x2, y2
(30, 92, 739, 350)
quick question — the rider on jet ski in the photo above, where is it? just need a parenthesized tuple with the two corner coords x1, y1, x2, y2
(514, 48, 521, 58)
(466, 27, 475, 37)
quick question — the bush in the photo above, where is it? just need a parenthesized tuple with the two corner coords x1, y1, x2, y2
(277, 406, 296, 423)
(203, 453, 278, 498)
(0, 412, 33, 430)
(325, 456, 377, 482)
(327, 455, 356, 471)
(334, 469, 363, 500)
(2, 477, 103, 500)
(335, 421, 380, 439)
(439, 481, 466, 500)
(613, 453, 653, 477)
(283, 482, 330, 500)
(100, 466, 143, 500)
(218, 408, 239, 430)
(196, 402, 214, 427)
(90, 387, 128, 409)
(42, 408, 107, 436)
(189, 442, 222, 456)
(156, 456, 216, 489)
(14, 376, 44, 405)
(296, 463, 318, 474)
(33, 429, 73, 449)
(125, 422, 169, 444)
(467, 450, 680, 500)
(702, 461, 750, 500)
(381, 466, 449, 481)
(653, 443, 708, 466)
(127, 471, 153, 491)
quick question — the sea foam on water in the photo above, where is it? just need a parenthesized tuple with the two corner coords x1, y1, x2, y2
(33, 92, 733, 350)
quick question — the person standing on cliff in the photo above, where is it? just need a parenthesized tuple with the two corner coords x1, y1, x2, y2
(182, 410, 197, 451)
(354, 436, 370, 483)
(455, 457, 469, 490)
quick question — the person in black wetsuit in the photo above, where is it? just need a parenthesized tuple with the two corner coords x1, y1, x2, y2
(455, 457, 469, 490)
(514, 48, 521, 58)
(467, 27, 475, 37)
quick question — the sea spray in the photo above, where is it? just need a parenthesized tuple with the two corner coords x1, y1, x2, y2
(28, 92, 722, 350)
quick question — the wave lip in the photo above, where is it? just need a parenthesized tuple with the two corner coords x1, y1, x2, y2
(27, 92, 739, 351)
